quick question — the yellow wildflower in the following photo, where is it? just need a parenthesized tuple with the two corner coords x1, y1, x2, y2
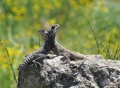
(11, 6, 18, 13)
(53, 0, 61, 8)
(34, 23, 40, 29)
(33, 4, 39, 10)
(49, 19, 56, 25)
(7, 47, 14, 56)
(5, 0, 12, 6)
(26, 29, 33, 36)
(20, 6, 26, 14)
(43, 4, 52, 14)
(7, 47, 21, 56)
(79, 0, 90, 5)
(33, 45, 39, 50)
(1, 64, 7, 70)
(0, 14, 6, 21)
(70, 1, 79, 10)
(15, 15, 23, 21)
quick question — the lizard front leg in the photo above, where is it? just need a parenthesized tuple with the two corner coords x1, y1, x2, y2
(32, 54, 57, 68)
(52, 44, 59, 55)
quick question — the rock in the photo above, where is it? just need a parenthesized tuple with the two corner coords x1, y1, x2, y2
(18, 54, 120, 88)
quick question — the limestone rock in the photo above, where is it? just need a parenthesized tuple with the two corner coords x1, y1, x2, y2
(18, 54, 120, 88)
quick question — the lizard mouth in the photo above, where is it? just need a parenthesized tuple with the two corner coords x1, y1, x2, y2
(51, 24, 59, 33)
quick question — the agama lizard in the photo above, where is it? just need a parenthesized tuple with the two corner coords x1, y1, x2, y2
(53, 41, 86, 60)
(17, 24, 59, 87)
(18, 24, 59, 70)
(38, 25, 86, 61)
(18, 24, 85, 87)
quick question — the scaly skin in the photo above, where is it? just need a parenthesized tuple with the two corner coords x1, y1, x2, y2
(17, 24, 59, 88)
(53, 41, 86, 60)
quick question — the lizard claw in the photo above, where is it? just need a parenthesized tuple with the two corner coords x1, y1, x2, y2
(32, 60, 42, 67)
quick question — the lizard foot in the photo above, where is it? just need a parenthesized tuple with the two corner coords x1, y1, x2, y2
(32, 59, 42, 68)
(32, 55, 46, 68)
(60, 53, 70, 64)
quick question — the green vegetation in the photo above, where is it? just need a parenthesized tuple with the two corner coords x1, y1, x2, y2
(0, 0, 120, 87)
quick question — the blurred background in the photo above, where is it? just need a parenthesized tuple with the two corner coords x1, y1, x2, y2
(0, 0, 120, 87)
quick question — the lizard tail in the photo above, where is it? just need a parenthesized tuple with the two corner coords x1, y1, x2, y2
(17, 54, 34, 88)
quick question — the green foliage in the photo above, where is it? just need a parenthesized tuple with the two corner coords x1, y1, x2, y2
(99, 30, 120, 60)
(0, 0, 120, 87)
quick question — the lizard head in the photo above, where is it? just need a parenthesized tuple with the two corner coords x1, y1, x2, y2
(38, 24, 59, 41)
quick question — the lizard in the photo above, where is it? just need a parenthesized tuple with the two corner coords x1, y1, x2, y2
(38, 25, 86, 61)
(17, 24, 59, 88)
(18, 24, 85, 87)
(53, 41, 86, 60)
(18, 24, 59, 70)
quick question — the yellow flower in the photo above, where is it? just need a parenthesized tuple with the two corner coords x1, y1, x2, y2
(7, 47, 14, 56)
(0, 14, 6, 21)
(0, 57, 4, 63)
(33, 4, 39, 10)
(20, 6, 26, 14)
(79, 0, 90, 5)
(34, 23, 40, 29)
(5, 0, 12, 6)
(7, 47, 21, 56)
(49, 19, 56, 25)
(11, 6, 18, 13)
(53, 0, 61, 8)
(1, 64, 7, 70)
(70, 1, 79, 10)
(33, 45, 39, 50)
(15, 15, 23, 21)
(26, 29, 32, 36)
(43, 3, 52, 14)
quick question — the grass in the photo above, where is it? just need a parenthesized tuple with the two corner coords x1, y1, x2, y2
(0, 40, 17, 84)
(79, 6, 100, 53)
(0, 0, 120, 87)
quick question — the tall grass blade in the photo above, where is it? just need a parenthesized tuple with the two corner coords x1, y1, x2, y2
(79, 7, 100, 53)
(0, 40, 17, 84)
